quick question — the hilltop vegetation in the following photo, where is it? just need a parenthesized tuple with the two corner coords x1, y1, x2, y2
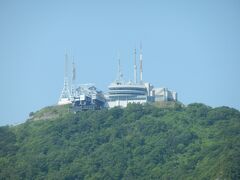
(0, 103, 240, 179)
(28, 105, 71, 121)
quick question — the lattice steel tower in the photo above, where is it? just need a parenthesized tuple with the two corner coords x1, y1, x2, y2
(58, 53, 72, 105)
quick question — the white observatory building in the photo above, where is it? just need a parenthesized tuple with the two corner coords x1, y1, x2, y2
(105, 45, 177, 108)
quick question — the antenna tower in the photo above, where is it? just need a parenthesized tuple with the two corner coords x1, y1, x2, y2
(116, 52, 123, 83)
(71, 56, 76, 97)
(58, 53, 71, 105)
(134, 48, 137, 84)
(140, 42, 143, 82)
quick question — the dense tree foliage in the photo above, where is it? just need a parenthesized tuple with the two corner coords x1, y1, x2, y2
(0, 103, 240, 179)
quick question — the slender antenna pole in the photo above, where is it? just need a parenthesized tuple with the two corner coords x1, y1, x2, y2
(134, 48, 137, 84)
(71, 56, 76, 97)
(72, 56, 76, 82)
(140, 42, 143, 82)
(65, 53, 68, 79)
(118, 52, 121, 80)
(116, 51, 123, 82)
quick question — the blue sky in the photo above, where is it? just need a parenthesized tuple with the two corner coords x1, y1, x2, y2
(0, 0, 240, 125)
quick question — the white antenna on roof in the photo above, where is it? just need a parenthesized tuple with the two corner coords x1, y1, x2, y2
(71, 56, 76, 97)
(116, 51, 123, 82)
(134, 48, 137, 84)
(140, 42, 143, 82)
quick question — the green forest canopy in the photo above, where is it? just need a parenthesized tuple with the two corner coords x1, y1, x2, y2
(0, 103, 240, 179)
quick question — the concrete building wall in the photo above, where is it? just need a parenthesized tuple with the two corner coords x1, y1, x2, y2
(153, 87, 177, 102)
(107, 99, 148, 108)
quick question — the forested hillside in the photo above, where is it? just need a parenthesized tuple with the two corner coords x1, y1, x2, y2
(0, 103, 240, 179)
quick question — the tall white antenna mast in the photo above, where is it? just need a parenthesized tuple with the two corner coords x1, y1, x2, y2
(72, 57, 76, 82)
(71, 56, 76, 97)
(134, 48, 137, 84)
(116, 51, 123, 82)
(140, 42, 143, 82)
(64, 53, 68, 78)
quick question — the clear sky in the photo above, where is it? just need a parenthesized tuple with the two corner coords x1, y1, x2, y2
(0, 0, 240, 126)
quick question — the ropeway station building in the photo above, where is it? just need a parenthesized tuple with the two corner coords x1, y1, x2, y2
(58, 46, 177, 109)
